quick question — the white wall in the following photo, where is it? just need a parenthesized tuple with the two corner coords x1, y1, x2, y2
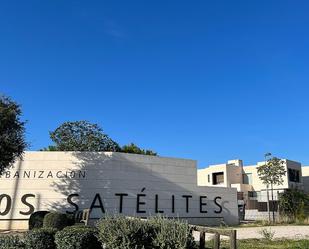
(198, 164, 228, 187)
(302, 167, 309, 193)
(197, 161, 243, 188)
(0, 152, 239, 230)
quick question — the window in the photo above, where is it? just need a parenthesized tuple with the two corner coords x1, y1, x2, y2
(207, 174, 210, 183)
(257, 202, 267, 212)
(243, 173, 252, 184)
(237, 192, 244, 200)
(248, 191, 258, 198)
(257, 201, 278, 212)
(213, 172, 224, 185)
(288, 168, 300, 182)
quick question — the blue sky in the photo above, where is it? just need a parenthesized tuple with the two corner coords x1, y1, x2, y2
(1, 1, 309, 167)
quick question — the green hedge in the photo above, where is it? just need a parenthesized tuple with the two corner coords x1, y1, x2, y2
(24, 228, 57, 249)
(0, 235, 25, 249)
(43, 212, 70, 230)
(55, 225, 102, 249)
(96, 216, 197, 249)
(29, 211, 50, 230)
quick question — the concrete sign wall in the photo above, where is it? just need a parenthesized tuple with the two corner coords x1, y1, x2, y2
(0, 152, 239, 230)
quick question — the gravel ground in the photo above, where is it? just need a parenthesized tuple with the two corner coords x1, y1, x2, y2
(193, 225, 309, 241)
(236, 226, 309, 240)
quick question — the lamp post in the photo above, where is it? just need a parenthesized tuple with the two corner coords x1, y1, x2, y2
(264, 153, 272, 223)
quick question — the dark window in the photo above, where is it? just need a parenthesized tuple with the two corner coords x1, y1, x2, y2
(288, 168, 300, 182)
(246, 200, 258, 210)
(237, 192, 244, 200)
(243, 173, 252, 184)
(248, 191, 258, 198)
(257, 201, 278, 212)
(213, 172, 224, 185)
(257, 202, 267, 212)
(296, 170, 300, 182)
(207, 174, 210, 183)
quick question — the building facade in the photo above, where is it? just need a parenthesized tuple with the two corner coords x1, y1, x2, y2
(198, 159, 307, 220)
(0, 152, 239, 230)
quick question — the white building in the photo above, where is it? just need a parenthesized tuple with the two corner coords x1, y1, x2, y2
(198, 159, 307, 220)
(302, 166, 309, 193)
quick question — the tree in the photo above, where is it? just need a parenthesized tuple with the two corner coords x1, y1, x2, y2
(257, 154, 286, 223)
(0, 95, 27, 175)
(121, 143, 157, 156)
(40, 145, 58, 151)
(43, 121, 158, 156)
(278, 188, 309, 222)
(46, 121, 120, 152)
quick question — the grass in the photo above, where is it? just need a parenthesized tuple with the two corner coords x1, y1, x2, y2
(205, 239, 309, 249)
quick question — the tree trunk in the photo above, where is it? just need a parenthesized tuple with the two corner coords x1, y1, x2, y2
(271, 183, 275, 223)
(266, 185, 271, 222)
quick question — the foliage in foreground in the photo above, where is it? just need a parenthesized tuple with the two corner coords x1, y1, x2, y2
(24, 228, 57, 249)
(43, 212, 71, 230)
(149, 217, 197, 249)
(0, 235, 25, 249)
(0, 94, 27, 175)
(1, 231, 309, 249)
(29, 211, 50, 230)
(55, 225, 101, 249)
(258, 227, 275, 241)
(96, 216, 197, 249)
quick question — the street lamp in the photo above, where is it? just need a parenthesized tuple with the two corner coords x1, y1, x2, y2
(264, 153, 272, 223)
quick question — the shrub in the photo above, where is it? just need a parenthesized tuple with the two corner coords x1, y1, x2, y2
(259, 228, 275, 241)
(149, 217, 197, 249)
(55, 225, 101, 249)
(279, 188, 309, 222)
(29, 211, 50, 230)
(65, 213, 76, 226)
(0, 235, 25, 249)
(96, 216, 155, 249)
(96, 216, 197, 249)
(24, 228, 56, 249)
(43, 212, 70, 230)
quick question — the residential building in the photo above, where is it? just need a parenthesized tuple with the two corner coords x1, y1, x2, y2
(302, 166, 309, 193)
(198, 159, 306, 220)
